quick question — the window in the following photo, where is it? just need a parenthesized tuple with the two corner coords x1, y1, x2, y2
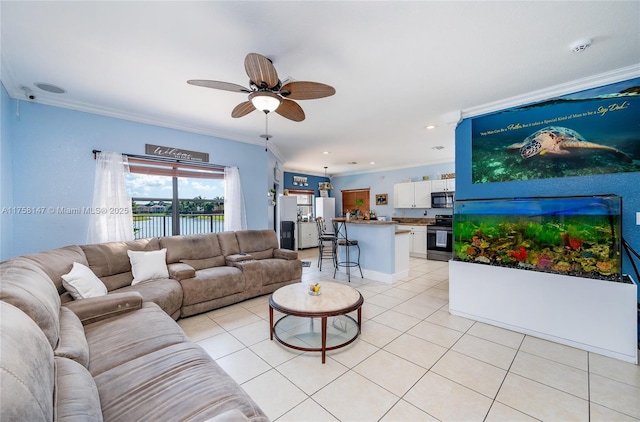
(341, 188, 370, 215)
(125, 157, 224, 238)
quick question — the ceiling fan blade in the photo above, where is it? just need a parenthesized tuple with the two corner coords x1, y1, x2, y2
(280, 81, 336, 100)
(244, 53, 279, 89)
(231, 101, 256, 118)
(275, 99, 305, 122)
(187, 80, 251, 93)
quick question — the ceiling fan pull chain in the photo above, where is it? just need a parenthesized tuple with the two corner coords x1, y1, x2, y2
(265, 112, 269, 151)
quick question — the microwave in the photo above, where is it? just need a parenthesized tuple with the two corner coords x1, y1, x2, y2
(431, 191, 454, 208)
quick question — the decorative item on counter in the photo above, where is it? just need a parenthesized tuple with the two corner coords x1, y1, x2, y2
(283, 189, 289, 196)
(441, 173, 455, 179)
(308, 283, 321, 295)
(423, 176, 429, 180)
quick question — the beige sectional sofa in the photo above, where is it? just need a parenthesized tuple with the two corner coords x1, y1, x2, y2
(0, 229, 302, 421)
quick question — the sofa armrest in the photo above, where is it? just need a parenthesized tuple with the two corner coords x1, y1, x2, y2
(167, 262, 196, 281)
(274, 249, 298, 260)
(63, 291, 144, 325)
(226, 253, 254, 265)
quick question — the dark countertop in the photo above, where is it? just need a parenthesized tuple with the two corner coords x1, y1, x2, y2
(392, 218, 435, 226)
(332, 217, 397, 225)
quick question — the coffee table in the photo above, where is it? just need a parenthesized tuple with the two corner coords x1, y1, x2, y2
(269, 281, 364, 363)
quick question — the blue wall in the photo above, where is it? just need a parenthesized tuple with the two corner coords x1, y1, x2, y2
(282, 171, 330, 197)
(332, 163, 455, 219)
(1, 88, 274, 259)
(455, 118, 640, 293)
(1, 84, 14, 259)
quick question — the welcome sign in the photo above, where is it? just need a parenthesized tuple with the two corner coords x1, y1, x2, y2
(145, 144, 209, 162)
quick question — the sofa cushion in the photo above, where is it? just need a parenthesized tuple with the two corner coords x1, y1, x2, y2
(217, 231, 241, 256)
(0, 258, 61, 348)
(261, 258, 303, 286)
(62, 262, 108, 300)
(93, 342, 268, 422)
(0, 302, 55, 421)
(21, 245, 88, 295)
(84, 303, 188, 377)
(81, 238, 160, 291)
(54, 357, 103, 422)
(127, 249, 169, 285)
(181, 256, 226, 270)
(235, 230, 279, 258)
(167, 262, 197, 281)
(116, 278, 183, 318)
(160, 233, 224, 264)
(179, 267, 245, 307)
(55, 307, 90, 368)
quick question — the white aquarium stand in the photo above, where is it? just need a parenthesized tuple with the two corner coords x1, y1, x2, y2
(449, 260, 638, 364)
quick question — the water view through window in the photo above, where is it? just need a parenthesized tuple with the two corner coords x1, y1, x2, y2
(126, 173, 224, 239)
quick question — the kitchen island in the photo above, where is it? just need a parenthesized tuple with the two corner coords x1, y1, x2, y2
(332, 218, 409, 283)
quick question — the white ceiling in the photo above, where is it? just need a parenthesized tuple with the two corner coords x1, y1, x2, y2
(2, 1, 639, 176)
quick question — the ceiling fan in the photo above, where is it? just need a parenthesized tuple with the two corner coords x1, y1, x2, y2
(187, 53, 335, 122)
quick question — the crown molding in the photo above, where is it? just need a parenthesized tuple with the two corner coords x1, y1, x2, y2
(1, 64, 288, 164)
(461, 64, 640, 119)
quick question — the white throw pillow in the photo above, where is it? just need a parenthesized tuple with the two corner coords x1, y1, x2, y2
(128, 249, 169, 285)
(62, 262, 108, 300)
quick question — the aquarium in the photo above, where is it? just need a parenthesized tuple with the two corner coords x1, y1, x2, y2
(453, 195, 622, 282)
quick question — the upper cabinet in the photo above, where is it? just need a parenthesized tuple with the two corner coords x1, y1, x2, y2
(430, 178, 455, 192)
(393, 178, 455, 208)
(394, 180, 431, 208)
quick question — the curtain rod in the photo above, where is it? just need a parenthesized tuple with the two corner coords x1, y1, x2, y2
(91, 149, 229, 170)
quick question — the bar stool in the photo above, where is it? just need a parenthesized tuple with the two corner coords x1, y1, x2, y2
(332, 220, 363, 282)
(316, 218, 336, 271)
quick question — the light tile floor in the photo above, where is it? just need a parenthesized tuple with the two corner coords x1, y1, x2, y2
(178, 249, 640, 421)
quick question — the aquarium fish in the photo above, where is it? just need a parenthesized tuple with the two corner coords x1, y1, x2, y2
(506, 126, 633, 162)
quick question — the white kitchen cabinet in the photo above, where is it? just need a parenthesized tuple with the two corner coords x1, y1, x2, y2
(393, 183, 415, 208)
(297, 222, 318, 249)
(393, 181, 431, 208)
(431, 178, 455, 192)
(397, 224, 427, 258)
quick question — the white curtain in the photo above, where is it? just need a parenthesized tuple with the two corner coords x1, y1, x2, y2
(224, 166, 247, 231)
(87, 152, 134, 243)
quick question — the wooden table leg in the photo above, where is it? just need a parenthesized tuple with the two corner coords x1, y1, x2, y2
(321, 316, 327, 364)
(357, 306, 362, 333)
(269, 305, 274, 341)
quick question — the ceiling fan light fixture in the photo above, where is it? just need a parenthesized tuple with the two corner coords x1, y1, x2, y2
(250, 91, 281, 112)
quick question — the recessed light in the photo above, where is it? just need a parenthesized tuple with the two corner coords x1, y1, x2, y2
(34, 82, 66, 94)
(348, 161, 358, 165)
(323, 151, 330, 155)
(432, 146, 444, 150)
(425, 125, 437, 130)
(370, 161, 375, 165)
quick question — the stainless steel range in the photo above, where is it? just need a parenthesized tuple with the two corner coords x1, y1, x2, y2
(426, 214, 453, 261)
